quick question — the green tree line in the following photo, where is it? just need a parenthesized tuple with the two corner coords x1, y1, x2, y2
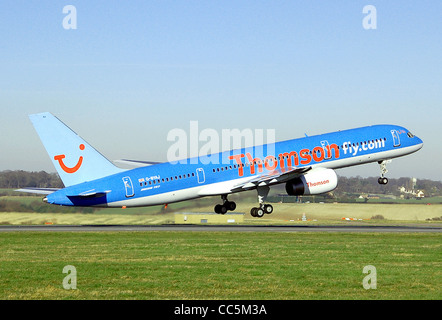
(0, 170, 63, 189)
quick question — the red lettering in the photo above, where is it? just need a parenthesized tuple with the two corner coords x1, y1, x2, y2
(227, 142, 340, 178)
(328, 143, 340, 159)
(229, 154, 245, 177)
(308, 180, 329, 187)
(264, 155, 277, 171)
(312, 146, 324, 162)
(300, 149, 312, 165)
(278, 151, 299, 168)
(246, 153, 263, 175)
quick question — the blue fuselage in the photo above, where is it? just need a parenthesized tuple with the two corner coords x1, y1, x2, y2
(46, 124, 423, 207)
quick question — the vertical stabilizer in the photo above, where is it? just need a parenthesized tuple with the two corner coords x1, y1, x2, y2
(29, 112, 124, 187)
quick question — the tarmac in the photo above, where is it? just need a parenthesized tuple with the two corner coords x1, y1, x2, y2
(0, 224, 440, 233)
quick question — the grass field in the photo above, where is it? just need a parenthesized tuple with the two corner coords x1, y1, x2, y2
(1, 194, 441, 300)
(0, 231, 440, 300)
(0, 201, 441, 225)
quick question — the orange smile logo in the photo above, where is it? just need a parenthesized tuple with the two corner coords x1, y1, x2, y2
(54, 144, 85, 174)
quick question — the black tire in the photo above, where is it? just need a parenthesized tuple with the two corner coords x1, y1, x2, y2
(264, 204, 273, 214)
(220, 205, 227, 214)
(214, 204, 222, 214)
(250, 207, 257, 217)
(226, 201, 236, 211)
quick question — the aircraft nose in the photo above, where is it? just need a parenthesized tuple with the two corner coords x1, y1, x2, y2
(415, 136, 424, 149)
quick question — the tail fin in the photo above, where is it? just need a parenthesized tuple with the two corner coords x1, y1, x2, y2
(29, 112, 124, 187)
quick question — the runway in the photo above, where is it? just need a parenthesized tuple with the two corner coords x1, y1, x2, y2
(0, 224, 441, 233)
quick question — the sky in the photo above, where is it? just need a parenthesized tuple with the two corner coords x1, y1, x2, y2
(0, 0, 441, 181)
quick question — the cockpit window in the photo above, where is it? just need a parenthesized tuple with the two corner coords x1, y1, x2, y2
(407, 132, 414, 138)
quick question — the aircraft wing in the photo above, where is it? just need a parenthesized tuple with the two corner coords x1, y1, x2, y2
(230, 166, 312, 192)
(114, 159, 162, 168)
(15, 187, 61, 195)
(198, 166, 312, 196)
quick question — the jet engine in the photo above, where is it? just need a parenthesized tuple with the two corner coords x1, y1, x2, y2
(285, 168, 338, 196)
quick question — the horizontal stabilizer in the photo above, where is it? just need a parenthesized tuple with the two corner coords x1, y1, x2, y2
(114, 159, 162, 168)
(15, 187, 60, 195)
(66, 190, 111, 198)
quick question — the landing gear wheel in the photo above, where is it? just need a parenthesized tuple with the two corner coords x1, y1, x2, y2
(378, 160, 391, 185)
(253, 185, 271, 218)
(250, 207, 264, 218)
(215, 196, 235, 214)
(214, 204, 227, 214)
(225, 201, 236, 211)
(263, 204, 273, 214)
(256, 207, 265, 218)
(250, 207, 257, 217)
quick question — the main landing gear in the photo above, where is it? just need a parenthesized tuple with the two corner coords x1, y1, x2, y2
(213, 186, 275, 218)
(250, 185, 273, 218)
(250, 204, 273, 218)
(378, 160, 391, 185)
(214, 195, 236, 214)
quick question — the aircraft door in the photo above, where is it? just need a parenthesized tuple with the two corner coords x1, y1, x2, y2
(391, 130, 401, 147)
(122, 176, 135, 198)
(196, 168, 205, 184)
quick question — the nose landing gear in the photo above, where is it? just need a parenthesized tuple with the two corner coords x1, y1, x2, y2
(378, 160, 391, 185)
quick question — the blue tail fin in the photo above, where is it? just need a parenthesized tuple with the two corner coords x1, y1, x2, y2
(29, 112, 124, 187)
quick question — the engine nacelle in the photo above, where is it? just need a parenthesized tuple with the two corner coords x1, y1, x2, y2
(285, 168, 338, 196)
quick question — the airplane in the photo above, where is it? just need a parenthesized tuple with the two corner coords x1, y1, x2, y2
(17, 112, 423, 218)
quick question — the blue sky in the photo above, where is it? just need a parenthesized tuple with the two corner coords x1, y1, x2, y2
(1, 1, 441, 180)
